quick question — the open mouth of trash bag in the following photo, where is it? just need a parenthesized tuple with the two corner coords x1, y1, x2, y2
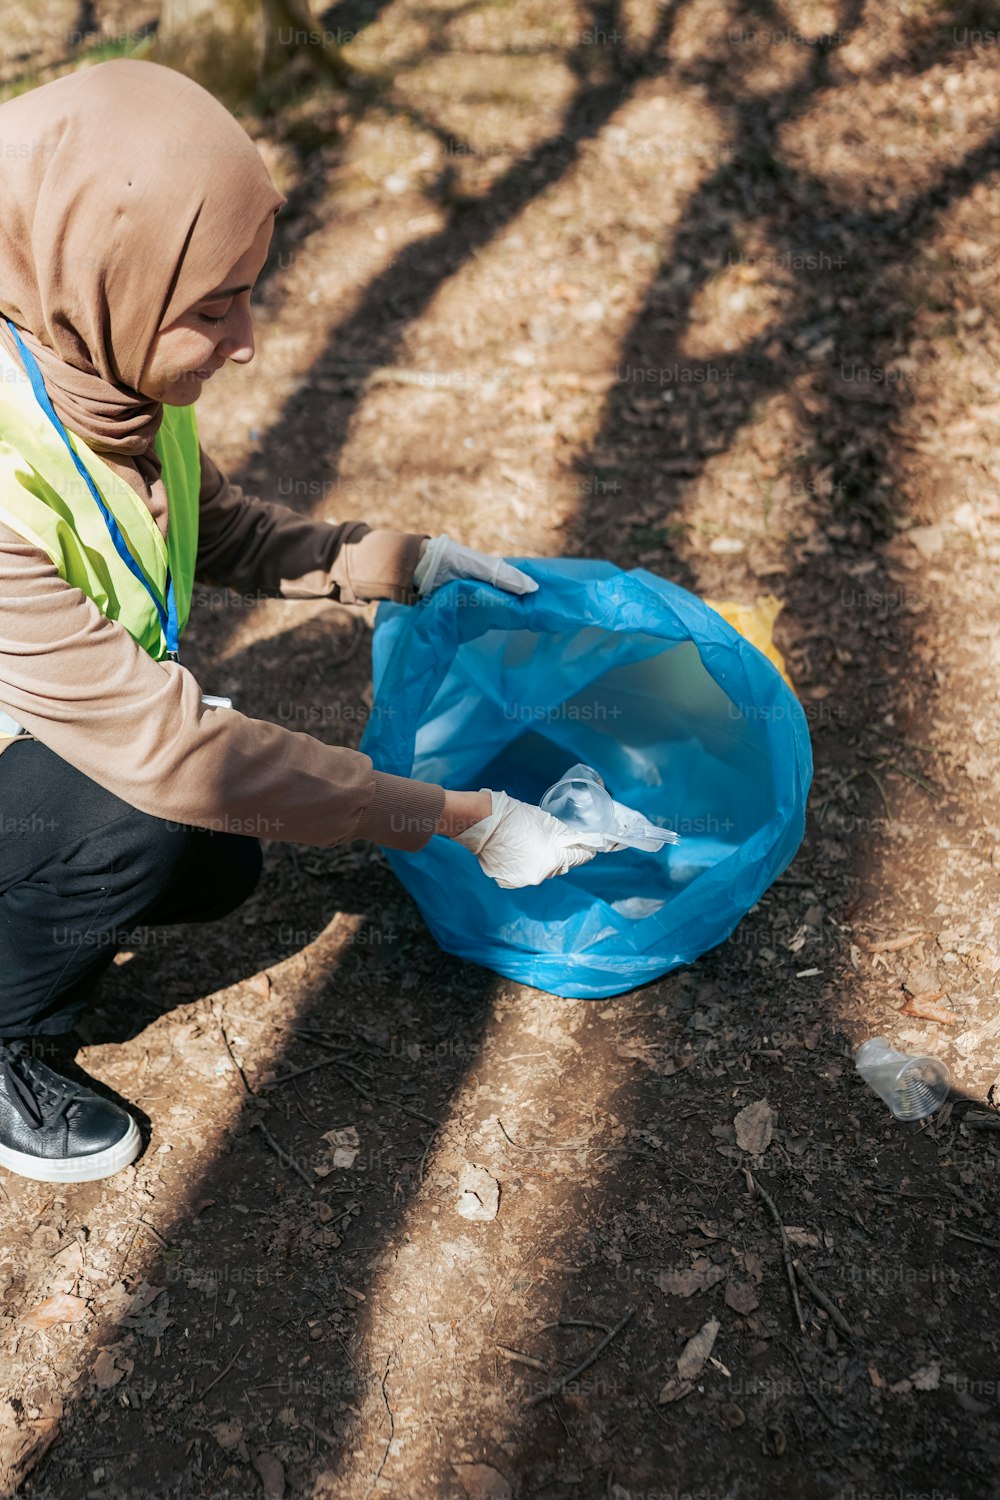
(361, 559, 812, 999)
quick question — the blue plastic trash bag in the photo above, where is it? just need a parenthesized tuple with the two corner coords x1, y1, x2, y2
(360, 559, 813, 999)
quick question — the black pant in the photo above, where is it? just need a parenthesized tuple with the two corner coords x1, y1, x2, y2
(0, 740, 263, 1037)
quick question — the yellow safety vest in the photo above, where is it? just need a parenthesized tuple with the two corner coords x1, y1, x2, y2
(0, 341, 201, 739)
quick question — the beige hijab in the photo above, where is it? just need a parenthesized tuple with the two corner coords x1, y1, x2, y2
(0, 60, 284, 531)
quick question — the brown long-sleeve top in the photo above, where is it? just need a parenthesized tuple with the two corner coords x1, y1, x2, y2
(0, 450, 447, 849)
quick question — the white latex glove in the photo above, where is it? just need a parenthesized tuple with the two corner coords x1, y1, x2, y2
(414, 534, 538, 597)
(455, 789, 618, 888)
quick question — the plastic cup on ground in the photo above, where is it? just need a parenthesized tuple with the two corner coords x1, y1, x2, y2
(854, 1037, 951, 1121)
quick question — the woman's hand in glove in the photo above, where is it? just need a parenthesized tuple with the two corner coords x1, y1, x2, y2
(448, 788, 618, 889)
(414, 534, 538, 598)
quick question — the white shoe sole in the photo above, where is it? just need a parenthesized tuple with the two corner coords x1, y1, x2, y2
(0, 1117, 142, 1183)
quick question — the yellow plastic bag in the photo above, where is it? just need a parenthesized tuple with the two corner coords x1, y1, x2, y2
(702, 593, 794, 690)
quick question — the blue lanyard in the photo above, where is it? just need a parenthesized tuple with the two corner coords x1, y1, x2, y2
(4, 319, 180, 662)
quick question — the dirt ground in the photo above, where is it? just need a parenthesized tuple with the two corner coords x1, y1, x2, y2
(1, 1, 999, 1497)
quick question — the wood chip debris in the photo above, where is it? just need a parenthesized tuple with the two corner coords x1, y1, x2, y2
(865, 933, 931, 953)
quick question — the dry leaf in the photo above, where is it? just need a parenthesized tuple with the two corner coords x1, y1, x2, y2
(899, 993, 960, 1025)
(316, 1126, 360, 1173)
(212, 1420, 250, 1461)
(22, 1293, 89, 1330)
(657, 1376, 695, 1404)
(657, 1265, 726, 1297)
(92, 1349, 132, 1390)
(93, 1282, 133, 1321)
(734, 1099, 775, 1155)
(250, 1447, 285, 1500)
(211, 1421, 244, 1451)
(121, 1283, 171, 1337)
(724, 1280, 760, 1315)
(676, 1318, 721, 1381)
(743, 1251, 765, 1283)
(453, 1462, 513, 1500)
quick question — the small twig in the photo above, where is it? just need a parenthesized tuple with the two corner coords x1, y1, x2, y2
(292, 1026, 379, 1055)
(525, 1308, 634, 1407)
(785, 1343, 843, 1429)
(215, 1006, 253, 1097)
(949, 1227, 1000, 1249)
(816, 768, 861, 815)
(498, 1119, 606, 1153)
(127, 1217, 171, 1249)
(334, 1327, 362, 1373)
(539, 1319, 610, 1333)
(939, 1179, 987, 1214)
(116, 1221, 142, 1282)
(499, 1119, 708, 1195)
(499, 1153, 562, 1180)
(876, 732, 949, 758)
(382, 1097, 442, 1129)
(866, 932, 930, 953)
(292, 1072, 319, 1129)
(335, 1066, 377, 1101)
(200, 1343, 246, 1398)
(337, 1057, 378, 1085)
(880, 760, 941, 798)
(744, 1169, 806, 1336)
(300, 1414, 340, 1449)
(366, 1353, 394, 1499)
(496, 1345, 549, 1373)
(252, 1119, 313, 1189)
(418, 1125, 443, 1183)
(259, 1053, 354, 1090)
(791, 1259, 855, 1338)
(864, 767, 892, 823)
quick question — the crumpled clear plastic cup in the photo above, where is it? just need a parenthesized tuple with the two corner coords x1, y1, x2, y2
(854, 1037, 951, 1121)
(540, 763, 680, 852)
(540, 764, 617, 834)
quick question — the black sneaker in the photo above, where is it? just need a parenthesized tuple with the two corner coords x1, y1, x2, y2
(0, 1039, 142, 1183)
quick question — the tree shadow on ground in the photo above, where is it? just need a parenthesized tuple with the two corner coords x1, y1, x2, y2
(18, 0, 1000, 1495)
